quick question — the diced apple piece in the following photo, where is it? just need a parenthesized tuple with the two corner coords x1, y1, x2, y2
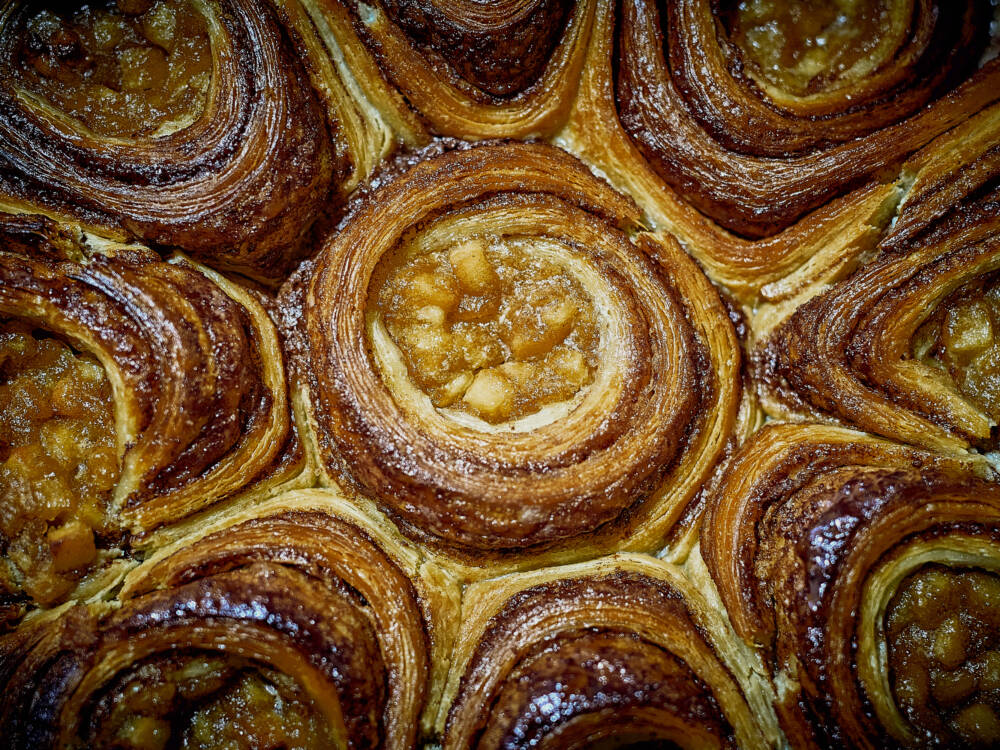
(945, 301, 994, 356)
(449, 239, 498, 295)
(404, 272, 459, 313)
(437, 371, 473, 407)
(551, 348, 590, 387)
(462, 369, 514, 422)
(48, 520, 97, 572)
(509, 299, 577, 359)
(413, 305, 446, 326)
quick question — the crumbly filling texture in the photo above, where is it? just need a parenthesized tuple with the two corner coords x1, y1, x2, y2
(377, 236, 600, 424)
(0, 323, 119, 606)
(886, 565, 1000, 747)
(728, 0, 893, 97)
(89, 654, 335, 750)
(913, 276, 1000, 425)
(11, 0, 211, 137)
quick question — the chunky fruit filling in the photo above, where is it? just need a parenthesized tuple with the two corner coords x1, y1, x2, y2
(913, 276, 1000, 424)
(90, 655, 335, 750)
(11, 0, 211, 137)
(376, 237, 600, 424)
(886, 566, 1000, 747)
(0, 323, 118, 605)
(727, 0, 896, 97)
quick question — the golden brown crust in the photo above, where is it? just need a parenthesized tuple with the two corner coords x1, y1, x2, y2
(702, 422, 1000, 748)
(0, 489, 436, 750)
(440, 554, 772, 748)
(285, 138, 752, 566)
(0, 0, 345, 283)
(0, 215, 302, 538)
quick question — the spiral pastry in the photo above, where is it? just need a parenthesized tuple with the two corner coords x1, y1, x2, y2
(702, 422, 1000, 748)
(286, 138, 751, 566)
(0, 214, 301, 618)
(0, 0, 370, 282)
(439, 554, 776, 748)
(559, 0, 1000, 302)
(0, 489, 442, 749)
(327, 0, 593, 139)
(754, 118, 1000, 454)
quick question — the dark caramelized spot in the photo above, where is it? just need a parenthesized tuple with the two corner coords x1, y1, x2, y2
(913, 274, 1000, 424)
(376, 237, 599, 423)
(8, 0, 211, 137)
(87, 653, 336, 750)
(377, 0, 572, 96)
(725, 0, 896, 96)
(0, 322, 119, 606)
(886, 566, 1000, 747)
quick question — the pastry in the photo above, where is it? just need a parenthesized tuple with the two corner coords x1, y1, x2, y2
(0, 1, 998, 748)
(702, 423, 1000, 747)
(0, 214, 303, 625)
(283, 138, 753, 571)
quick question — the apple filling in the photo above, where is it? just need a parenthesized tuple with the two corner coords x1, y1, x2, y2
(727, 0, 896, 97)
(11, 0, 211, 137)
(886, 566, 1000, 746)
(0, 322, 119, 606)
(377, 237, 600, 424)
(90, 655, 335, 750)
(913, 276, 1000, 425)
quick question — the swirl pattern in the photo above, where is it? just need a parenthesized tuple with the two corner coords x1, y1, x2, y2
(287, 139, 750, 563)
(0, 0, 349, 282)
(0, 489, 439, 750)
(0, 214, 301, 619)
(440, 555, 776, 749)
(702, 422, 1000, 748)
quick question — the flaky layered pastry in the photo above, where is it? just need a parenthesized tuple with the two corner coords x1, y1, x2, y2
(0, 489, 451, 749)
(556, 0, 1000, 303)
(702, 422, 1000, 748)
(0, 214, 302, 622)
(754, 108, 1000, 453)
(0, 0, 430, 282)
(439, 554, 778, 748)
(284, 138, 753, 570)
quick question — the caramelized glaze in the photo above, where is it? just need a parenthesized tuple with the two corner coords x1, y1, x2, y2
(11, 0, 211, 137)
(887, 566, 1000, 746)
(0, 323, 118, 605)
(377, 236, 599, 423)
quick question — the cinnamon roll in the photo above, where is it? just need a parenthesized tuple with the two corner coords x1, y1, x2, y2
(440, 554, 777, 748)
(0, 214, 303, 622)
(0, 488, 444, 749)
(754, 111, 1000, 453)
(284, 138, 753, 568)
(0, 0, 391, 282)
(702, 422, 1000, 748)
(325, 0, 593, 139)
(560, 0, 1000, 302)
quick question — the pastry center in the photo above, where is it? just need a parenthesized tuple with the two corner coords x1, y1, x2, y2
(912, 275, 1000, 425)
(90, 655, 336, 749)
(726, 0, 894, 97)
(9, 0, 211, 137)
(0, 323, 119, 606)
(885, 565, 1000, 746)
(376, 237, 599, 424)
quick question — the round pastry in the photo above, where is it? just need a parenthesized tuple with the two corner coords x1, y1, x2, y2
(440, 554, 778, 748)
(0, 489, 447, 749)
(285, 138, 753, 569)
(559, 0, 1000, 303)
(702, 422, 1000, 748)
(0, 213, 302, 624)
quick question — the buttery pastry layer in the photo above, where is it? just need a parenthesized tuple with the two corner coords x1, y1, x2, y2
(0, 0, 347, 282)
(0, 214, 302, 620)
(702, 422, 1000, 748)
(0, 489, 440, 750)
(287, 138, 751, 562)
(439, 555, 774, 749)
